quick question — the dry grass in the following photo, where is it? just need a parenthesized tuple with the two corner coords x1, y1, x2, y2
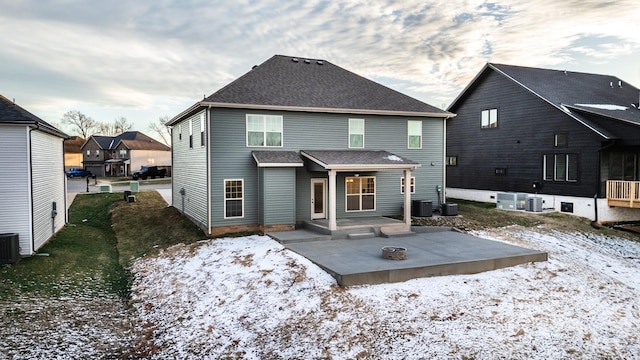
(414, 199, 639, 241)
(109, 190, 206, 267)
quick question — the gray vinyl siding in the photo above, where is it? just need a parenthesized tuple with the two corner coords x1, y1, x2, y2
(0, 125, 33, 255)
(30, 130, 66, 253)
(259, 168, 296, 225)
(171, 111, 209, 230)
(209, 108, 445, 227)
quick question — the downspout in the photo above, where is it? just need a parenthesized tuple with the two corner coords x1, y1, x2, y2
(592, 140, 617, 229)
(27, 123, 37, 255)
(62, 135, 68, 226)
(442, 117, 447, 205)
(206, 106, 212, 236)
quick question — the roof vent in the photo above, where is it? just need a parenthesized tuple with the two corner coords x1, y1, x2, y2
(317, 60, 324, 65)
(292, 58, 299, 62)
(304, 59, 311, 64)
(610, 81, 613, 88)
(252, 65, 258, 69)
(618, 80, 622, 88)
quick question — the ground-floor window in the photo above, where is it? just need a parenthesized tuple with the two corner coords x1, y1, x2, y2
(224, 179, 244, 218)
(346, 176, 375, 211)
(543, 154, 578, 182)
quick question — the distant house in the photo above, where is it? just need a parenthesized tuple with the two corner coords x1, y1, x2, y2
(81, 131, 171, 177)
(446, 63, 640, 223)
(167, 55, 454, 236)
(0, 94, 68, 256)
(64, 136, 85, 171)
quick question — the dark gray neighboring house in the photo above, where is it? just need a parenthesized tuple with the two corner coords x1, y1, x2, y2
(446, 63, 640, 222)
(167, 55, 454, 236)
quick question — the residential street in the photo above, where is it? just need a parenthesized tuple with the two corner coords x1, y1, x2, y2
(66, 178, 172, 207)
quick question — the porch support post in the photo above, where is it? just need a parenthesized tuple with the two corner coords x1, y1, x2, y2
(403, 169, 412, 227)
(328, 170, 337, 231)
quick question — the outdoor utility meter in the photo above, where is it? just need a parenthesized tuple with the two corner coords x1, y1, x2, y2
(436, 185, 442, 193)
(51, 202, 57, 219)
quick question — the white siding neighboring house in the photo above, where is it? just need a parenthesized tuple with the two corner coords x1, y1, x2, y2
(0, 94, 68, 256)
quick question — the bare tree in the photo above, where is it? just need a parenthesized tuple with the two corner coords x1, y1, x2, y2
(97, 116, 134, 135)
(61, 110, 98, 138)
(148, 115, 171, 146)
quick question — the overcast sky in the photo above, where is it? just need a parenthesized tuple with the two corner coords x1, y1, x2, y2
(2, 0, 640, 138)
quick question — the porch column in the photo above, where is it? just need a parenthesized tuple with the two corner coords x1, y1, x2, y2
(328, 169, 337, 231)
(404, 169, 412, 227)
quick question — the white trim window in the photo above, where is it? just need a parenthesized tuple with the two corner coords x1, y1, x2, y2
(346, 176, 375, 211)
(224, 179, 244, 218)
(349, 118, 365, 148)
(400, 177, 415, 194)
(481, 108, 498, 128)
(408, 120, 422, 149)
(247, 114, 283, 147)
(189, 119, 193, 148)
(200, 113, 206, 146)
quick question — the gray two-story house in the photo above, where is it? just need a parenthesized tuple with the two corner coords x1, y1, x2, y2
(167, 55, 454, 236)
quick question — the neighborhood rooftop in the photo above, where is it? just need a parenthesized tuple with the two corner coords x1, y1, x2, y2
(168, 55, 453, 125)
(0, 94, 68, 138)
(450, 63, 640, 139)
(88, 131, 171, 151)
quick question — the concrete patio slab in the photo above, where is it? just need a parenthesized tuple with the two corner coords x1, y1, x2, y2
(279, 228, 548, 286)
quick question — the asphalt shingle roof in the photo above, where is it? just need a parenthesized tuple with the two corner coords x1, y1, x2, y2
(491, 63, 640, 127)
(301, 150, 419, 170)
(449, 63, 640, 139)
(0, 94, 68, 138)
(252, 151, 304, 167)
(87, 131, 170, 151)
(169, 55, 453, 125)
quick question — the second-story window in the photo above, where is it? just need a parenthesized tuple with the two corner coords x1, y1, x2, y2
(554, 133, 568, 147)
(200, 113, 205, 146)
(408, 120, 422, 149)
(246, 114, 283, 147)
(94, 150, 100, 157)
(189, 119, 193, 148)
(349, 118, 364, 148)
(481, 108, 498, 128)
(119, 149, 127, 157)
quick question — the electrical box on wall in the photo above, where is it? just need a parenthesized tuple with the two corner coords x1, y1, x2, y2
(561, 202, 574, 213)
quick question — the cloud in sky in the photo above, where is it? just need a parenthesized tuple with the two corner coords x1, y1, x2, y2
(1, 0, 639, 135)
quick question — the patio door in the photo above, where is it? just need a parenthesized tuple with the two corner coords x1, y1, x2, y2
(311, 178, 327, 219)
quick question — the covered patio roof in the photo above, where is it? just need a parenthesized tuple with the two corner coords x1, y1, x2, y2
(299, 149, 419, 232)
(252, 150, 304, 167)
(300, 150, 420, 171)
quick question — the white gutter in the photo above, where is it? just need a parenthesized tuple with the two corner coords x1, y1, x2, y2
(169, 101, 456, 126)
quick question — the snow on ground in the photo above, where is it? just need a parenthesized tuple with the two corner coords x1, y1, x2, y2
(130, 228, 640, 359)
(0, 297, 134, 359)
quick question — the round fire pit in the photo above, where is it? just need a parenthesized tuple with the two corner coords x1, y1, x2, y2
(382, 246, 407, 260)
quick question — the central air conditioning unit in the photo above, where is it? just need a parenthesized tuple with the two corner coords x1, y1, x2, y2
(0, 233, 20, 264)
(496, 192, 527, 210)
(526, 197, 543, 212)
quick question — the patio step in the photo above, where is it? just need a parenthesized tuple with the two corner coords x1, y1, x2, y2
(348, 232, 376, 240)
(380, 230, 416, 238)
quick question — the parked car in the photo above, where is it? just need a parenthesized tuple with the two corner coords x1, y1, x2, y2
(66, 168, 92, 178)
(132, 166, 166, 180)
